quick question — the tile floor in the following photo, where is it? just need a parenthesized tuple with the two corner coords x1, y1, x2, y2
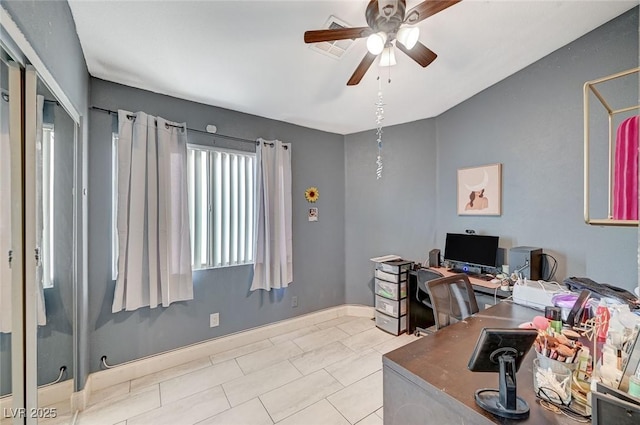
(56, 316, 419, 425)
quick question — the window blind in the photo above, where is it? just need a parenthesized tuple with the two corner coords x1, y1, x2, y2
(188, 145, 255, 269)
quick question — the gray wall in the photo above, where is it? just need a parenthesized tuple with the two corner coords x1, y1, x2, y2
(88, 78, 346, 373)
(2, 0, 89, 114)
(344, 7, 639, 304)
(2, 0, 90, 392)
(345, 119, 439, 305)
(436, 7, 638, 287)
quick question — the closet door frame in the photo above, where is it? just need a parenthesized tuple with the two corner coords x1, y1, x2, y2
(24, 65, 38, 424)
(8, 58, 25, 425)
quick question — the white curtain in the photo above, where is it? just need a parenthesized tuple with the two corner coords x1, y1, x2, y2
(112, 110, 193, 312)
(0, 91, 11, 332)
(251, 139, 293, 291)
(34, 95, 46, 325)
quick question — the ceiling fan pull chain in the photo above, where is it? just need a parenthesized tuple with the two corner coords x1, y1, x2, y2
(375, 76, 384, 180)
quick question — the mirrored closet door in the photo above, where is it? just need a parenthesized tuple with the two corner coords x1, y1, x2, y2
(0, 50, 11, 402)
(26, 68, 78, 423)
(0, 39, 79, 424)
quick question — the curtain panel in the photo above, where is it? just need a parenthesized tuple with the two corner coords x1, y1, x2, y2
(34, 95, 47, 325)
(112, 110, 193, 312)
(251, 139, 293, 291)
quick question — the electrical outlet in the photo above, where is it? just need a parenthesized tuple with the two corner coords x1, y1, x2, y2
(291, 296, 298, 308)
(210, 313, 219, 327)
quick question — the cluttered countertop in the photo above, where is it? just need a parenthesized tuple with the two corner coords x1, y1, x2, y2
(382, 273, 640, 424)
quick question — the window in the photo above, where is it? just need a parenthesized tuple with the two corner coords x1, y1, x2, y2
(187, 145, 256, 269)
(41, 124, 54, 288)
(111, 137, 256, 276)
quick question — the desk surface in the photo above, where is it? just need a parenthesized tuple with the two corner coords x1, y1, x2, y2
(428, 266, 502, 290)
(383, 302, 578, 424)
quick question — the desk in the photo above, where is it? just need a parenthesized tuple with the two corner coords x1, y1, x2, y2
(383, 302, 577, 424)
(407, 267, 511, 335)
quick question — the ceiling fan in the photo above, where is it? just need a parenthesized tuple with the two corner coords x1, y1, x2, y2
(304, 0, 461, 86)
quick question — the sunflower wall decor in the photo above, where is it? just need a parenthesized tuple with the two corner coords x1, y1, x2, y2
(305, 186, 319, 203)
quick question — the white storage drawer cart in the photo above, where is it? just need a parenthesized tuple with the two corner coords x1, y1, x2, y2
(373, 259, 412, 335)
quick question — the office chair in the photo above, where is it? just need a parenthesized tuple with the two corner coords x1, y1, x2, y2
(416, 273, 479, 334)
(413, 268, 444, 335)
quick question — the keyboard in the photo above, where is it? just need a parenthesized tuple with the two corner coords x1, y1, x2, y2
(447, 268, 493, 281)
(448, 268, 468, 274)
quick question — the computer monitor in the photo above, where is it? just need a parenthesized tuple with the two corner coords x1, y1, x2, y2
(468, 328, 537, 420)
(565, 289, 590, 327)
(444, 233, 499, 269)
(595, 381, 640, 406)
(592, 390, 640, 425)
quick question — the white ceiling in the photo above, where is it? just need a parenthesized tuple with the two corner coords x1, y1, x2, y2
(68, 0, 637, 135)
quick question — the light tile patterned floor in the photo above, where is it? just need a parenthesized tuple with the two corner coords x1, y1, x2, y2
(58, 316, 420, 425)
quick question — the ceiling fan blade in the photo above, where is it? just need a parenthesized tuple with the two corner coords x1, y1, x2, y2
(347, 52, 377, 86)
(304, 27, 373, 44)
(405, 0, 461, 25)
(396, 41, 437, 67)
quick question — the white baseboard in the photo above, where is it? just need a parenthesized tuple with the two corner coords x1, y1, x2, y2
(70, 378, 90, 413)
(71, 304, 373, 411)
(345, 304, 375, 318)
(0, 393, 11, 420)
(0, 380, 74, 414)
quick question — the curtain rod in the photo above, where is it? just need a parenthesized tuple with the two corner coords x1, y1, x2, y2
(0, 93, 58, 105)
(90, 106, 258, 145)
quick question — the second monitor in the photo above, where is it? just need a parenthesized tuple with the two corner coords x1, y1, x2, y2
(509, 246, 542, 280)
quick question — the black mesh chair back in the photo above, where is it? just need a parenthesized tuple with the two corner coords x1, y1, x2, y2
(413, 268, 444, 335)
(426, 274, 479, 330)
(415, 268, 444, 308)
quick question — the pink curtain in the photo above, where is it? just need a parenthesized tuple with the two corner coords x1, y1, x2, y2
(613, 116, 639, 220)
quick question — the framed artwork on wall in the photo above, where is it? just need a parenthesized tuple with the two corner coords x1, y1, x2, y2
(308, 207, 318, 222)
(457, 163, 502, 216)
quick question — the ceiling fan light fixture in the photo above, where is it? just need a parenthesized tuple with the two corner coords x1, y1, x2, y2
(366, 31, 387, 55)
(379, 46, 397, 67)
(396, 26, 419, 50)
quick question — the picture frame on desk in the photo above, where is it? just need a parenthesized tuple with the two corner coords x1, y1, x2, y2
(457, 163, 502, 216)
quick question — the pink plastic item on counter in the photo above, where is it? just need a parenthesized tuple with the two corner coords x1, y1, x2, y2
(596, 299, 610, 342)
